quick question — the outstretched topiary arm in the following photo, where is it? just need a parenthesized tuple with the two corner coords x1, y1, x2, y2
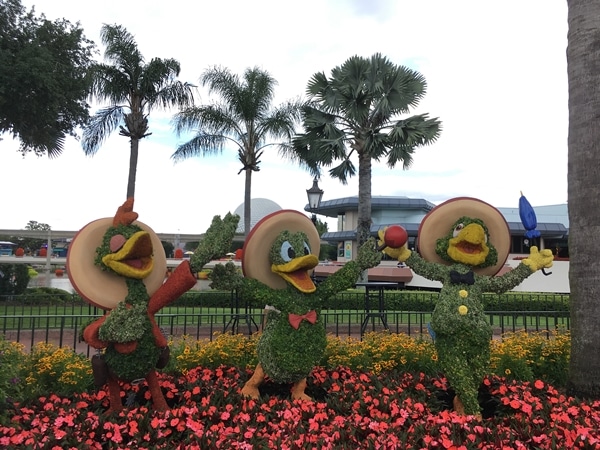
(404, 252, 449, 283)
(481, 246, 554, 293)
(237, 278, 283, 308)
(317, 238, 382, 300)
(189, 213, 240, 273)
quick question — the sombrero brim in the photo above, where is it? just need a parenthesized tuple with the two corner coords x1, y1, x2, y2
(66, 218, 167, 310)
(242, 210, 321, 289)
(417, 197, 510, 276)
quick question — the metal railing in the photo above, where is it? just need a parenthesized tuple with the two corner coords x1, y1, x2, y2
(0, 309, 570, 353)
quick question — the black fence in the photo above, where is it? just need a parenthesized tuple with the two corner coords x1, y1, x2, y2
(0, 311, 570, 354)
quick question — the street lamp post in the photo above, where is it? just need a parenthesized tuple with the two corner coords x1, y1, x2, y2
(306, 177, 324, 226)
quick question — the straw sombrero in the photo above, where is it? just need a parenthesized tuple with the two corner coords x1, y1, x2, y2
(66, 218, 167, 310)
(242, 210, 321, 289)
(417, 197, 510, 276)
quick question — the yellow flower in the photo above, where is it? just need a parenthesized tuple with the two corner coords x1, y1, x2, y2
(459, 290, 468, 298)
(458, 305, 468, 315)
(505, 368, 511, 375)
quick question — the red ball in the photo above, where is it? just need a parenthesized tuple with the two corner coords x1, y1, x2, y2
(384, 225, 408, 248)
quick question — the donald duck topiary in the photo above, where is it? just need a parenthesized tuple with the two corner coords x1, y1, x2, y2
(67, 198, 239, 413)
(211, 209, 381, 400)
(378, 197, 554, 417)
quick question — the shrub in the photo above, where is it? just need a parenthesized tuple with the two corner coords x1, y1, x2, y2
(323, 332, 438, 376)
(0, 264, 30, 295)
(168, 332, 260, 375)
(490, 329, 570, 386)
(0, 330, 572, 409)
(22, 342, 93, 399)
(0, 336, 26, 418)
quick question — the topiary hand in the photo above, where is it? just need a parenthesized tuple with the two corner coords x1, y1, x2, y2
(357, 237, 382, 271)
(190, 213, 240, 273)
(377, 229, 411, 262)
(522, 246, 554, 272)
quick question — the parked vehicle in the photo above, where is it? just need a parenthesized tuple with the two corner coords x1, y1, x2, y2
(0, 241, 16, 256)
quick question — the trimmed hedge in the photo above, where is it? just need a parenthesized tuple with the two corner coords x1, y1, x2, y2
(174, 289, 570, 313)
(0, 288, 570, 313)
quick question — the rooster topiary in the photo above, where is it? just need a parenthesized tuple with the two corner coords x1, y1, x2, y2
(67, 198, 239, 413)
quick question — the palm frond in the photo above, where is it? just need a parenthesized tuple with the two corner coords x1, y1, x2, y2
(277, 142, 322, 177)
(88, 63, 130, 104)
(256, 99, 302, 140)
(100, 24, 144, 72)
(172, 104, 240, 136)
(171, 133, 230, 162)
(329, 158, 356, 184)
(386, 146, 415, 170)
(201, 66, 241, 113)
(149, 81, 196, 111)
(82, 106, 125, 155)
(18, 132, 65, 158)
(387, 114, 442, 148)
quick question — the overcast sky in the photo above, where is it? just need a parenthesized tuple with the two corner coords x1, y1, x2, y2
(0, 0, 568, 234)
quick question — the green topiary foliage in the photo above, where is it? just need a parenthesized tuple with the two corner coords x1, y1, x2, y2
(257, 313, 327, 383)
(0, 264, 30, 295)
(104, 324, 160, 381)
(234, 237, 381, 385)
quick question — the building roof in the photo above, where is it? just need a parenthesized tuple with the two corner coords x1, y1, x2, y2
(321, 221, 567, 242)
(305, 196, 436, 218)
(308, 195, 569, 242)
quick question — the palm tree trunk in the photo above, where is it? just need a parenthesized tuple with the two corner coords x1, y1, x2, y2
(127, 138, 139, 199)
(356, 151, 372, 282)
(357, 151, 372, 249)
(243, 168, 252, 237)
(566, 0, 600, 399)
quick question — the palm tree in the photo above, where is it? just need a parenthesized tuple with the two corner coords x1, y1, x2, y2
(566, 0, 600, 399)
(171, 66, 303, 236)
(82, 24, 195, 198)
(293, 53, 442, 250)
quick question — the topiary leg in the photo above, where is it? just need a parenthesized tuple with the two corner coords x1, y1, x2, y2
(241, 364, 265, 399)
(146, 370, 168, 411)
(291, 378, 311, 401)
(106, 373, 123, 414)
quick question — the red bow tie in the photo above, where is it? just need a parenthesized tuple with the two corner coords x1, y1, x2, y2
(288, 310, 317, 329)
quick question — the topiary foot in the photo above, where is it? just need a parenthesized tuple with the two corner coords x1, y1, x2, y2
(291, 378, 311, 401)
(241, 364, 265, 400)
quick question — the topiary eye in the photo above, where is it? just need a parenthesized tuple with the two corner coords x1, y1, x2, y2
(303, 241, 311, 256)
(279, 241, 295, 262)
(110, 234, 126, 252)
(453, 223, 464, 237)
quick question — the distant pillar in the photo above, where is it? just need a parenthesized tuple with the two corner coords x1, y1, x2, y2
(45, 231, 52, 287)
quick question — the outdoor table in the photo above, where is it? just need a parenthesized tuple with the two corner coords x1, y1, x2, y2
(223, 289, 259, 335)
(355, 281, 399, 335)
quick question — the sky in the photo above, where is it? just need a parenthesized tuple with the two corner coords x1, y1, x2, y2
(0, 0, 569, 235)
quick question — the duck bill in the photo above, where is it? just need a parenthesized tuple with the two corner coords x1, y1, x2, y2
(272, 254, 319, 293)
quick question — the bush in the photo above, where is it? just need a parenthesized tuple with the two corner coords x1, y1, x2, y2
(0, 336, 26, 419)
(168, 333, 260, 375)
(490, 329, 570, 386)
(21, 342, 93, 399)
(0, 264, 30, 296)
(0, 330, 573, 412)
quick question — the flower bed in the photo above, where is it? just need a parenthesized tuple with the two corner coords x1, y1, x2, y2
(1, 330, 596, 449)
(1, 367, 599, 449)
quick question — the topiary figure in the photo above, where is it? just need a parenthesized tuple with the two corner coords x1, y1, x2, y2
(379, 197, 554, 418)
(67, 198, 239, 413)
(211, 210, 381, 400)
